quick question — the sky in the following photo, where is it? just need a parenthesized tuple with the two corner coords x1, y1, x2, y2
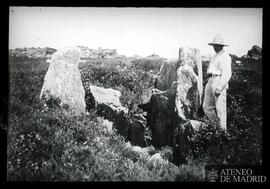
(9, 7, 262, 59)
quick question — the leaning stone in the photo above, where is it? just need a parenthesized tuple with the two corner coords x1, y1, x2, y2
(86, 85, 129, 137)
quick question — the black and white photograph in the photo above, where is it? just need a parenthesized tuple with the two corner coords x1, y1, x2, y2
(4, 5, 265, 182)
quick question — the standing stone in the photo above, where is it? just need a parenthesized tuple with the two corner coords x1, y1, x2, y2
(139, 46, 203, 164)
(175, 47, 203, 120)
(40, 47, 86, 114)
(154, 47, 203, 120)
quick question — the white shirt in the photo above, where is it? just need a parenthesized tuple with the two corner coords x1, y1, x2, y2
(207, 50, 232, 91)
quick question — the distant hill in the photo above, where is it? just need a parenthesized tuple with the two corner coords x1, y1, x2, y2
(78, 46, 121, 59)
(8, 46, 120, 59)
(9, 47, 57, 59)
(8, 46, 170, 62)
(9, 45, 262, 68)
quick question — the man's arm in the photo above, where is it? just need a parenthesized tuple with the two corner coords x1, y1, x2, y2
(216, 54, 232, 92)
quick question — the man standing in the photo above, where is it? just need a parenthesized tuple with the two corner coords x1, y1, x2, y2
(203, 34, 232, 130)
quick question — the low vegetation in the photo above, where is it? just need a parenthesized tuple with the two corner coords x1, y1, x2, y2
(7, 55, 262, 181)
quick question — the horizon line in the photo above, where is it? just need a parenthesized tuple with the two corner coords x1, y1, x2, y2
(8, 45, 261, 59)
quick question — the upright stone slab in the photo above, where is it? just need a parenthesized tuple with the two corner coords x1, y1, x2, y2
(40, 47, 86, 114)
(154, 47, 203, 120)
(139, 46, 203, 164)
(175, 47, 203, 120)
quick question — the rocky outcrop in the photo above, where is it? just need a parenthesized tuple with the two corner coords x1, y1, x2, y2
(9, 46, 169, 62)
(78, 46, 119, 59)
(139, 46, 203, 165)
(146, 54, 161, 60)
(227, 46, 262, 73)
(9, 47, 57, 58)
(247, 45, 262, 60)
(99, 48, 118, 59)
(40, 47, 86, 115)
(79, 46, 100, 59)
(9, 46, 120, 60)
(86, 85, 129, 136)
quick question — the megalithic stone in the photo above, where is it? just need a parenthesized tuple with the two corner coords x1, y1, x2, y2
(40, 46, 86, 115)
(86, 85, 129, 137)
(175, 47, 203, 120)
(138, 47, 203, 164)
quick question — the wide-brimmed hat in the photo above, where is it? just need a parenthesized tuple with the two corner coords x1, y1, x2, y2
(208, 34, 228, 46)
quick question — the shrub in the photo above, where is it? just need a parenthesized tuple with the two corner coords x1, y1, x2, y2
(80, 60, 155, 115)
(189, 118, 230, 164)
(130, 58, 164, 73)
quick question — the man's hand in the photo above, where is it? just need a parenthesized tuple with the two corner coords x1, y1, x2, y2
(214, 88, 222, 97)
(152, 88, 162, 94)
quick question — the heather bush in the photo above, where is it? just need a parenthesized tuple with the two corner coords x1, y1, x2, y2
(189, 118, 231, 164)
(80, 59, 156, 115)
(226, 71, 262, 164)
(130, 58, 163, 73)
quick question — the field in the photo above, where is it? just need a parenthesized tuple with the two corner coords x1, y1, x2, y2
(7, 55, 262, 181)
